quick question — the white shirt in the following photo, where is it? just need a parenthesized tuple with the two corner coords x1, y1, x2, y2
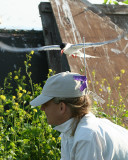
(54, 113, 128, 160)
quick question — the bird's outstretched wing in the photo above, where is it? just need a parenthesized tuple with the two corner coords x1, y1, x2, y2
(0, 41, 61, 52)
(71, 33, 125, 49)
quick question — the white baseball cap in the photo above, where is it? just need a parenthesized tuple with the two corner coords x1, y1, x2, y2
(30, 71, 87, 106)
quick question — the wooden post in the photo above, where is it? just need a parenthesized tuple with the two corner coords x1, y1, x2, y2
(39, 2, 70, 73)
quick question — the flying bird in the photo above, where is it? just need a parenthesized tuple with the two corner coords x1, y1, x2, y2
(0, 33, 125, 58)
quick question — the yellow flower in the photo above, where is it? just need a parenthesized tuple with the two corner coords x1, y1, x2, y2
(49, 69, 52, 73)
(96, 81, 99, 85)
(28, 72, 32, 76)
(13, 106, 18, 111)
(120, 69, 125, 74)
(18, 86, 22, 91)
(22, 89, 27, 93)
(17, 93, 22, 98)
(16, 106, 19, 111)
(101, 79, 104, 84)
(52, 137, 56, 141)
(33, 109, 37, 113)
(118, 83, 122, 86)
(0, 116, 3, 120)
(9, 72, 12, 76)
(107, 87, 111, 93)
(14, 103, 19, 106)
(12, 96, 16, 99)
(99, 88, 102, 92)
(0, 105, 3, 108)
(14, 76, 18, 80)
(58, 137, 61, 141)
(49, 150, 54, 155)
(123, 104, 126, 108)
(88, 80, 91, 84)
(111, 100, 114, 104)
(114, 76, 120, 81)
(0, 95, 6, 101)
(119, 99, 123, 103)
(107, 104, 110, 107)
(27, 114, 32, 119)
(28, 64, 31, 67)
(93, 101, 97, 105)
(31, 50, 34, 55)
(92, 70, 95, 77)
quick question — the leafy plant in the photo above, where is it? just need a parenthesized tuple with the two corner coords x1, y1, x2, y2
(0, 51, 60, 160)
(0, 50, 128, 159)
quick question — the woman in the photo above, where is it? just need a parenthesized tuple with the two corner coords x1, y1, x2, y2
(30, 71, 128, 160)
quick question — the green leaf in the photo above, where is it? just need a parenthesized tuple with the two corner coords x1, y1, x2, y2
(103, 0, 108, 4)
(113, 1, 119, 4)
(123, 0, 128, 4)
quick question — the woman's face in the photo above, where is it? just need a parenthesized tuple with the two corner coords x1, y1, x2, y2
(41, 100, 63, 126)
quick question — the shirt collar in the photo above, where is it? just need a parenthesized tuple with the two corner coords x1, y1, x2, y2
(54, 118, 75, 133)
(54, 112, 94, 133)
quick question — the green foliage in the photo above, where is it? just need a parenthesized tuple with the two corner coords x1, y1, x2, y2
(0, 50, 128, 159)
(123, 0, 128, 4)
(103, 0, 128, 4)
(0, 51, 60, 159)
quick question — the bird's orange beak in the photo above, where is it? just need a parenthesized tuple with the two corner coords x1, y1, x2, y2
(72, 55, 77, 58)
(61, 49, 64, 55)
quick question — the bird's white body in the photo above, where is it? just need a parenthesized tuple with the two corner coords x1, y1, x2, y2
(62, 43, 98, 58)
(63, 43, 75, 55)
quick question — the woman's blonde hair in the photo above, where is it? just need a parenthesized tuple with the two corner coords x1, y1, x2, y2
(53, 95, 91, 118)
(53, 95, 91, 135)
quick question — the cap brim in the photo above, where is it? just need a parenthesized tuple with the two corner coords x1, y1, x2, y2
(30, 94, 53, 106)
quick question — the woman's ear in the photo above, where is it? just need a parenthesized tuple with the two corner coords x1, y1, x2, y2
(59, 102, 72, 122)
(59, 102, 67, 114)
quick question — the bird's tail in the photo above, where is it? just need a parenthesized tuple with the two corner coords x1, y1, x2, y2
(71, 51, 100, 58)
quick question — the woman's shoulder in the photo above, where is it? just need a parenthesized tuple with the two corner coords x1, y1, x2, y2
(74, 112, 128, 143)
(74, 113, 99, 141)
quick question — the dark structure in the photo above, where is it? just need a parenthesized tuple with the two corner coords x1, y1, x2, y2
(0, 29, 48, 87)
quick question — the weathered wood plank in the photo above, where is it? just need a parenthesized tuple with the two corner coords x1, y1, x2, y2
(50, 0, 128, 107)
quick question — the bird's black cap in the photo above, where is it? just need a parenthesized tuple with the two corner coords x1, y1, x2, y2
(60, 43, 66, 49)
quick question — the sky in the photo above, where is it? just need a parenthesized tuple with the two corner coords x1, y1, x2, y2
(0, 0, 103, 31)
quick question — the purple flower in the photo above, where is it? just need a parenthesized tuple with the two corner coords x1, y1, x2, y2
(73, 75, 87, 91)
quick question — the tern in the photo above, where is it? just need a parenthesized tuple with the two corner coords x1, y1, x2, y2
(0, 33, 125, 58)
